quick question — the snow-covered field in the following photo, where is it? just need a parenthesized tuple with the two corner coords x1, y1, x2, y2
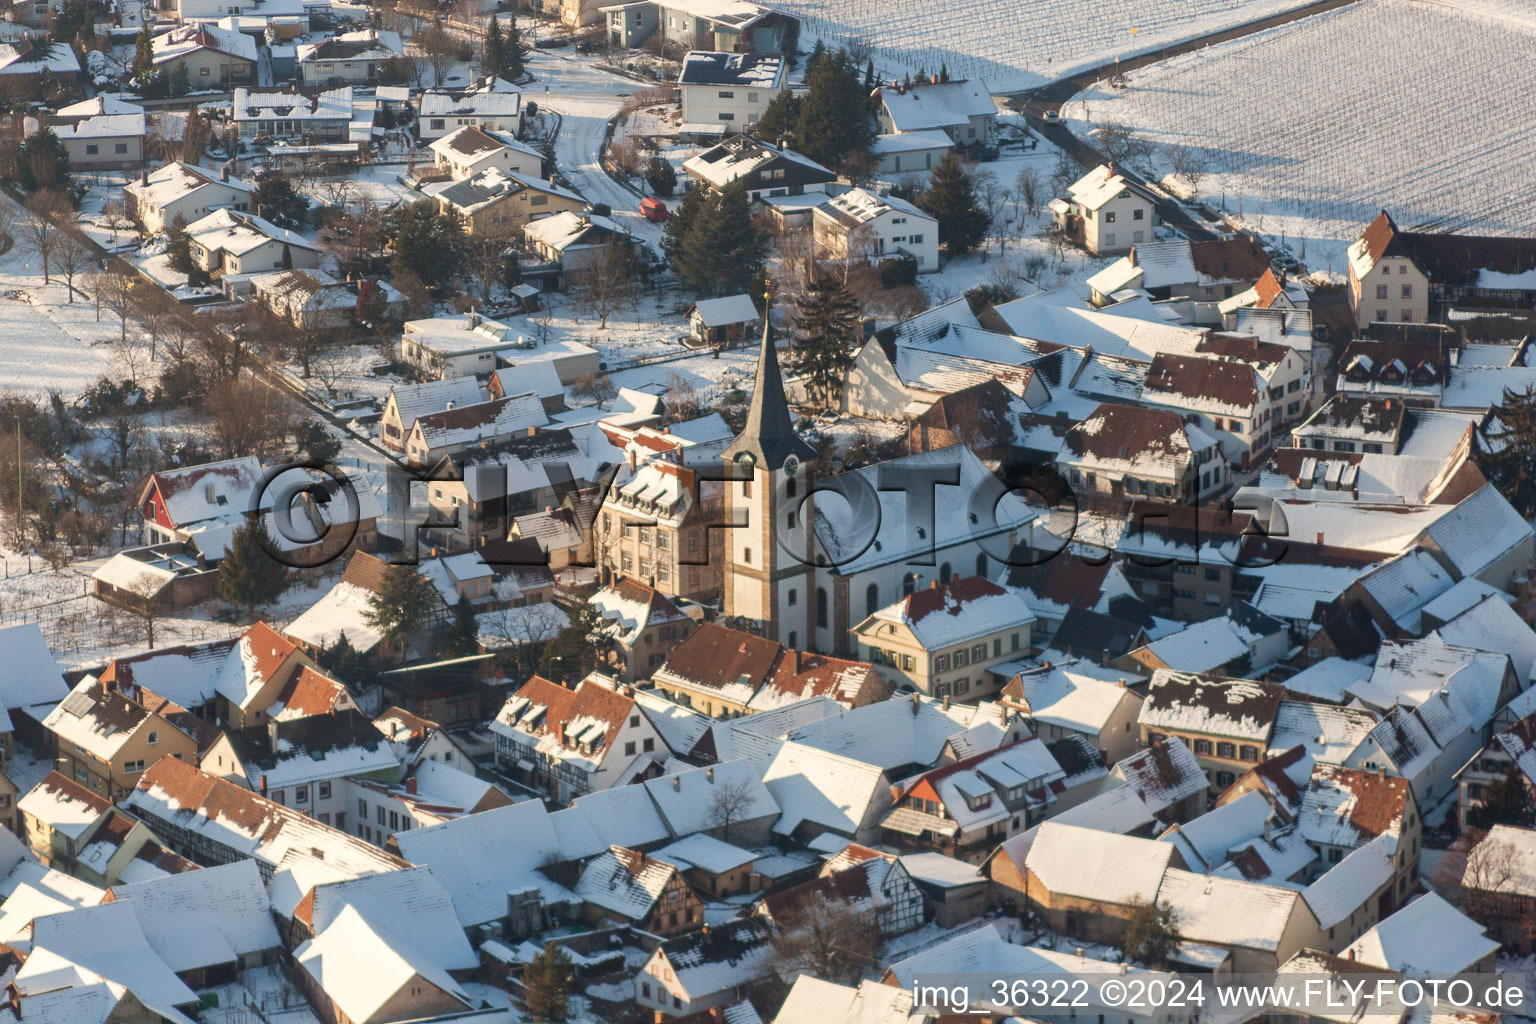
(1067, 0, 1536, 269)
(780, 0, 1320, 91)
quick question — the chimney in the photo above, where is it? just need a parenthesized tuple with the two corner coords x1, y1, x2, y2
(998, 704, 1006, 725)
(708, 1008, 723, 1023)
(406, 776, 418, 795)
(445, 401, 455, 410)
(673, 775, 681, 791)
(910, 693, 920, 714)
(1316, 531, 1324, 545)
(930, 579, 938, 589)
(140, 168, 148, 186)
(706, 766, 715, 783)
(1117, 678, 1126, 688)
(528, 425, 538, 437)
(220, 163, 229, 182)
(259, 774, 268, 796)
(942, 696, 950, 711)
(1100, 651, 1109, 667)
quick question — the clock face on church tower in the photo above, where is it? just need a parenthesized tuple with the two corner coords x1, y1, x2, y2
(783, 456, 799, 476)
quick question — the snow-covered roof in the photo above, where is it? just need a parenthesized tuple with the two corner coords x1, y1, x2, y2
(652, 917, 774, 1002)
(294, 28, 403, 63)
(524, 211, 625, 252)
(876, 79, 995, 132)
(283, 580, 386, 653)
(56, 113, 145, 140)
(19, 902, 198, 1018)
(1345, 891, 1497, 972)
(186, 208, 319, 258)
(0, 622, 69, 710)
(814, 187, 934, 230)
(689, 293, 759, 328)
(868, 575, 1033, 651)
(1156, 867, 1301, 951)
(1103, 736, 1207, 812)
(1139, 618, 1252, 674)
(299, 865, 477, 971)
(1139, 670, 1281, 742)
(761, 742, 885, 840)
(1025, 822, 1173, 904)
(17, 773, 110, 842)
(653, 833, 756, 874)
(677, 50, 784, 89)
(126, 163, 251, 218)
(1421, 483, 1532, 578)
(643, 758, 776, 837)
(1268, 700, 1378, 765)
(295, 905, 469, 1024)
(1003, 661, 1135, 735)
(1461, 825, 1536, 897)
(870, 129, 954, 155)
(106, 860, 279, 972)
(574, 846, 678, 919)
(1065, 163, 1152, 212)
(1300, 830, 1396, 929)
(564, 782, 672, 851)
(58, 95, 143, 117)
(1297, 765, 1409, 852)
(151, 22, 256, 64)
(1159, 790, 1271, 873)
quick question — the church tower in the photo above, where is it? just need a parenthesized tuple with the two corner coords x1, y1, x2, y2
(721, 299, 817, 648)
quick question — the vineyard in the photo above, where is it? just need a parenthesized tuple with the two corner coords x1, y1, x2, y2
(778, 0, 1319, 91)
(1068, 0, 1536, 267)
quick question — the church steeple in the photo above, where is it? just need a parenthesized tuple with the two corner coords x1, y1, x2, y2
(722, 290, 816, 472)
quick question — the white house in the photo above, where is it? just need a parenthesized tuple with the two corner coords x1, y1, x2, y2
(54, 113, 145, 169)
(681, 135, 836, 203)
(1055, 402, 1226, 504)
(125, 161, 254, 235)
(417, 76, 522, 143)
(428, 124, 544, 181)
(676, 50, 786, 135)
(232, 87, 353, 141)
(870, 130, 953, 179)
(811, 187, 939, 272)
(872, 79, 996, 146)
(295, 29, 403, 87)
(185, 209, 322, 275)
(150, 22, 257, 85)
(1052, 164, 1159, 256)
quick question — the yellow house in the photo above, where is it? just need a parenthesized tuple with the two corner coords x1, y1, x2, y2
(214, 621, 327, 730)
(43, 677, 200, 800)
(850, 577, 1034, 702)
(1347, 211, 1432, 331)
(17, 770, 113, 867)
(435, 167, 586, 237)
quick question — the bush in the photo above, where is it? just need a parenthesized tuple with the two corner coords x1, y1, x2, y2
(878, 255, 917, 288)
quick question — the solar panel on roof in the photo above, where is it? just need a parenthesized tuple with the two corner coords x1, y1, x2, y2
(60, 690, 95, 717)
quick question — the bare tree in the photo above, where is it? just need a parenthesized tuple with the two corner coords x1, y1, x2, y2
(705, 777, 757, 844)
(22, 190, 71, 284)
(130, 285, 183, 361)
(974, 172, 1013, 256)
(570, 372, 617, 407)
(55, 228, 94, 302)
(769, 899, 881, 985)
(415, 19, 457, 89)
(465, 227, 516, 302)
(1095, 122, 1151, 167)
(1165, 143, 1208, 197)
(480, 603, 565, 677)
(202, 374, 300, 460)
(1016, 166, 1043, 217)
(577, 236, 636, 330)
(1459, 828, 1517, 921)
(90, 265, 135, 347)
(121, 572, 166, 647)
(315, 176, 358, 211)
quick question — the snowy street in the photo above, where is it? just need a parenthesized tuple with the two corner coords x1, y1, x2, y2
(528, 49, 668, 253)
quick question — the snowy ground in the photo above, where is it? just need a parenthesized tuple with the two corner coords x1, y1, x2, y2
(778, 0, 1321, 91)
(1065, 0, 1536, 269)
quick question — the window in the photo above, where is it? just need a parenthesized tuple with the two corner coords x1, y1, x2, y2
(954, 649, 968, 668)
(1376, 310, 1387, 322)
(115, 143, 128, 154)
(972, 643, 985, 662)
(1401, 284, 1412, 298)
(788, 588, 797, 607)
(1216, 770, 1235, 787)
(643, 738, 654, 752)
(742, 547, 751, 564)
(389, 811, 399, 830)
(124, 759, 146, 773)
(1194, 739, 1211, 755)
(719, 112, 735, 120)
(1204, 567, 1221, 581)
(1103, 233, 1115, 248)
(271, 789, 286, 805)
(866, 583, 879, 616)
(1239, 745, 1259, 761)
(787, 631, 797, 649)
(993, 638, 1002, 657)
(1105, 211, 1116, 223)
(1216, 741, 1235, 758)
(1376, 284, 1389, 299)
(625, 741, 636, 756)
(748, 91, 759, 102)
(642, 983, 651, 1000)
(147, 731, 158, 745)
(717, 90, 734, 98)
(85, 144, 98, 155)
(1133, 208, 1144, 220)
(1401, 309, 1412, 321)
(816, 587, 828, 628)
(934, 654, 949, 671)
(902, 655, 914, 671)
(1010, 633, 1020, 651)
(319, 782, 331, 799)
(359, 799, 367, 818)
(295, 785, 309, 803)
(630, 715, 640, 727)
(939, 562, 952, 583)
(902, 573, 917, 596)
(377, 805, 386, 825)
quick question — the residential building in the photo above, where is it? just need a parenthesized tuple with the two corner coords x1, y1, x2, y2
(588, 578, 696, 680)
(757, 846, 925, 938)
(44, 676, 200, 800)
(682, 135, 836, 203)
(400, 392, 547, 466)
(676, 51, 786, 134)
(811, 187, 939, 272)
(418, 433, 587, 549)
(1141, 351, 1269, 469)
(1459, 824, 1536, 953)
(573, 844, 703, 935)
(17, 771, 113, 868)
(870, 129, 954, 178)
(1054, 402, 1225, 504)
(417, 76, 523, 143)
(248, 269, 405, 332)
(1051, 164, 1159, 255)
(851, 576, 1034, 701)
(489, 674, 666, 801)
(54, 112, 145, 169)
(635, 917, 773, 1018)
(125, 161, 254, 235)
(872, 79, 997, 147)
(185, 209, 322, 275)
(293, 905, 473, 1024)
(1088, 236, 1273, 312)
(523, 212, 632, 282)
(232, 87, 353, 141)
(150, 23, 256, 85)
(686, 294, 760, 348)
(296, 29, 404, 87)
(600, 0, 796, 54)
(1138, 671, 1284, 792)
(435, 168, 586, 236)
(428, 125, 543, 181)
(0, 39, 79, 88)
(997, 659, 1145, 765)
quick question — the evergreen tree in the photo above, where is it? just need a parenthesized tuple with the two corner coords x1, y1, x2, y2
(281, 243, 293, 270)
(18, 129, 70, 192)
(918, 151, 990, 255)
(794, 49, 874, 168)
(805, 39, 827, 75)
(503, 18, 528, 81)
(133, 23, 154, 77)
(538, 601, 605, 682)
(166, 214, 196, 271)
(1482, 385, 1536, 517)
(1122, 898, 1182, 969)
(662, 184, 711, 289)
(643, 156, 676, 196)
(317, 632, 373, 687)
(938, 63, 950, 83)
(388, 199, 463, 286)
(215, 518, 289, 613)
(170, 63, 190, 97)
(253, 176, 308, 229)
(864, 58, 875, 89)
(364, 563, 439, 657)
(1469, 763, 1535, 830)
(792, 275, 860, 408)
(485, 14, 506, 80)
(439, 593, 480, 658)
(753, 90, 798, 143)
(517, 946, 573, 1024)
(294, 420, 341, 464)
(703, 180, 765, 296)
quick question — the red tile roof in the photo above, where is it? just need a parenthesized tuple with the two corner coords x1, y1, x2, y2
(274, 666, 348, 719)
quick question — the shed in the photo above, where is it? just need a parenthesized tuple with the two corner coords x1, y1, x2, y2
(687, 294, 760, 347)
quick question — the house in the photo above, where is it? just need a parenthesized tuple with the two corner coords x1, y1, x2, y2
(1334, 337, 1449, 405)
(205, 621, 329, 730)
(283, 865, 476, 970)
(650, 622, 887, 716)
(1342, 891, 1499, 973)
(687, 294, 760, 348)
(428, 125, 543, 181)
(125, 161, 254, 235)
(997, 659, 1145, 766)
(757, 846, 925, 938)
(652, 832, 757, 896)
(417, 434, 589, 550)
(1089, 237, 1273, 312)
(296, 29, 404, 87)
(1296, 764, 1419, 913)
(293, 905, 472, 1024)
(401, 314, 600, 383)
(635, 916, 773, 1018)
(1457, 695, 1536, 831)
(676, 51, 786, 136)
(53, 112, 145, 169)
(17, 772, 112, 868)
(851, 576, 1035, 701)
(811, 187, 939, 272)
(0, 40, 80, 88)
(249, 269, 405, 332)
(151, 23, 256, 85)
(435, 168, 586, 237)
(400, 392, 547, 466)
(43, 676, 200, 800)
(642, 759, 779, 847)
(1020, 821, 1181, 942)
(1459, 824, 1536, 953)
(417, 76, 523, 143)
(1142, 351, 1269, 469)
(872, 79, 997, 147)
(233, 87, 353, 141)
(1156, 865, 1322, 971)
(870, 129, 954, 179)
(1051, 164, 1159, 256)
(681, 135, 836, 204)
(878, 737, 1070, 861)
(346, 760, 514, 845)
(574, 844, 704, 935)
(1119, 609, 1287, 676)
(69, 807, 199, 887)
(588, 578, 696, 680)
(1293, 396, 1410, 454)
(1054, 402, 1225, 505)
(489, 361, 567, 414)
(600, 0, 796, 54)
(184, 209, 321, 276)
(1099, 737, 1211, 824)
(489, 674, 667, 801)
(0, 623, 72, 756)
(1139, 671, 1283, 792)
(522, 212, 631, 282)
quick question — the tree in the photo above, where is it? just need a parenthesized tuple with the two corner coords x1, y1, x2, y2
(502, 19, 527, 81)
(317, 632, 373, 687)
(1166, 143, 1207, 197)
(644, 156, 676, 197)
(793, 275, 859, 409)
(56, 228, 93, 302)
(662, 184, 710, 285)
(578, 235, 636, 329)
(484, 14, 506, 81)
(1122, 898, 1182, 968)
(517, 946, 573, 1024)
(538, 600, 605, 681)
(754, 90, 799, 144)
(1016, 165, 1043, 217)
(705, 777, 757, 844)
(389, 199, 463, 286)
(769, 899, 879, 985)
(973, 171, 1012, 255)
(570, 372, 616, 407)
(441, 593, 480, 658)
(365, 563, 438, 657)
(464, 227, 516, 303)
(794, 49, 874, 169)
(132, 22, 155, 77)
(417, 16, 457, 89)
(919, 152, 990, 256)
(1469, 763, 1535, 830)
(216, 518, 290, 613)
(252, 176, 309, 229)
(22, 127, 70, 192)
(90, 265, 135, 349)
(203, 375, 297, 460)
(294, 420, 342, 465)
(1481, 386, 1536, 516)
(22, 190, 70, 284)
